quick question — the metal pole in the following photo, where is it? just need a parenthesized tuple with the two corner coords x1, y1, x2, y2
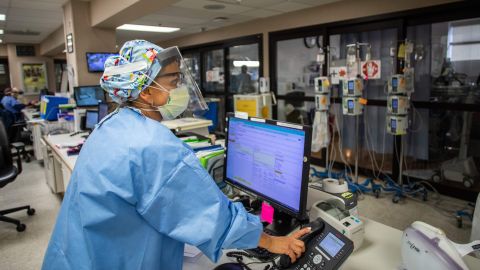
(398, 136, 404, 185)
(355, 114, 359, 183)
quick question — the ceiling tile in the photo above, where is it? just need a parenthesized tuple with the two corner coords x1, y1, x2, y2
(210, 0, 288, 8)
(239, 8, 281, 18)
(267, 2, 311, 12)
(11, 0, 63, 11)
(173, 0, 253, 14)
(292, 0, 341, 5)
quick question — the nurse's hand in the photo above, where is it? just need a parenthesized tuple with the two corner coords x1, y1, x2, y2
(258, 227, 311, 263)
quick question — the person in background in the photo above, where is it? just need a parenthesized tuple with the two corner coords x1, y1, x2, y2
(237, 65, 254, 93)
(1, 87, 26, 115)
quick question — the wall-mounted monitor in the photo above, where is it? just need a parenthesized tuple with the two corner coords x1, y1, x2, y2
(86, 52, 118, 72)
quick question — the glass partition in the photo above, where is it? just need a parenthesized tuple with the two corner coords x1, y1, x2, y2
(183, 52, 201, 87)
(276, 36, 323, 97)
(203, 49, 225, 93)
(228, 43, 260, 93)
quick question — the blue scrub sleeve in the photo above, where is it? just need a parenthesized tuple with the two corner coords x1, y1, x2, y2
(138, 153, 263, 262)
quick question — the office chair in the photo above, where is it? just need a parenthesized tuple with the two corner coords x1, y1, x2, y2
(0, 121, 35, 232)
(0, 106, 32, 162)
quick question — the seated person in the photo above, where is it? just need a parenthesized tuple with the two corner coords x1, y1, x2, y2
(1, 87, 26, 115)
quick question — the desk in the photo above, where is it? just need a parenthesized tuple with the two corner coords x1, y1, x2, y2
(183, 218, 480, 270)
(22, 109, 74, 161)
(40, 126, 480, 269)
(162, 118, 212, 137)
(42, 132, 85, 193)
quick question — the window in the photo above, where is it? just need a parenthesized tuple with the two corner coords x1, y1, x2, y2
(407, 18, 480, 103)
(183, 52, 201, 86)
(228, 43, 260, 93)
(203, 49, 225, 93)
(276, 36, 323, 97)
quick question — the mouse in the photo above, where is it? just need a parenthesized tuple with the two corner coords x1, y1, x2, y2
(214, 263, 246, 270)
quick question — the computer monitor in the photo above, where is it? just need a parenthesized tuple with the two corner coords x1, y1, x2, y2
(98, 103, 109, 122)
(224, 114, 312, 233)
(74, 86, 105, 107)
(85, 110, 99, 130)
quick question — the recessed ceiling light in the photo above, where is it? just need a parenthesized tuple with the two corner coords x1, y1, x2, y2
(0, 30, 4, 35)
(117, 24, 180, 33)
(203, 4, 225, 10)
(0, 39, 3, 43)
(213, 17, 228, 23)
(0, 14, 5, 21)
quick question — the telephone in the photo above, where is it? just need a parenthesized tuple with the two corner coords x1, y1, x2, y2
(279, 218, 354, 270)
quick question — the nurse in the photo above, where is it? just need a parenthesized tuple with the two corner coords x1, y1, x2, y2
(42, 40, 309, 270)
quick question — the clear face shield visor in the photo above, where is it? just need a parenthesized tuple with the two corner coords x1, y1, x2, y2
(103, 46, 208, 115)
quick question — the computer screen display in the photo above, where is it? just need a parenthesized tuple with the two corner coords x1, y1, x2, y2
(74, 86, 105, 107)
(86, 52, 118, 72)
(85, 111, 99, 130)
(225, 117, 308, 214)
(98, 103, 109, 122)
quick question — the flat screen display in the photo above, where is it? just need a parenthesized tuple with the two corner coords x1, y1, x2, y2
(226, 117, 306, 213)
(319, 233, 345, 257)
(86, 52, 118, 72)
(74, 86, 105, 107)
(85, 111, 98, 130)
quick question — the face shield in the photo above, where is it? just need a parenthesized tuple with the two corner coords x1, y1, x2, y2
(154, 46, 208, 115)
(102, 45, 208, 116)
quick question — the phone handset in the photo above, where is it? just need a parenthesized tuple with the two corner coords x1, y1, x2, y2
(278, 218, 325, 268)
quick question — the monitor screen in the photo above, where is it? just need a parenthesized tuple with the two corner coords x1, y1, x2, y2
(85, 111, 98, 130)
(74, 86, 105, 107)
(392, 98, 398, 110)
(225, 117, 307, 214)
(392, 77, 398, 89)
(86, 52, 118, 72)
(348, 100, 354, 109)
(319, 233, 345, 257)
(348, 80, 354, 91)
(98, 103, 109, 122)
(391, 118, 397, 129)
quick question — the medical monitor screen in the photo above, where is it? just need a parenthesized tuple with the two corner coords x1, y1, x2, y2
(391, 119, 397, 129)
(348, 100, 354, 109)
(348, 80, 354, 91)
(85, 111, 98, 130)
(319, 233, 345, 257)
(392, 77, 398, 89)
(86, 52, 118, 72)
(225, 117, 306, 214)
(74, 86, 105, 107)
(392, 99, 398, 110)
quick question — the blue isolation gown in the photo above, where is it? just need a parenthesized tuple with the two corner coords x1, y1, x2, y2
(42, 107, 262, 270)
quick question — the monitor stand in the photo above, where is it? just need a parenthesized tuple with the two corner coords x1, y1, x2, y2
(264, 209, 301, 236)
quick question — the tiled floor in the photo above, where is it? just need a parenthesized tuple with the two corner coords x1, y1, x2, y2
(0, 160, 475, 270)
